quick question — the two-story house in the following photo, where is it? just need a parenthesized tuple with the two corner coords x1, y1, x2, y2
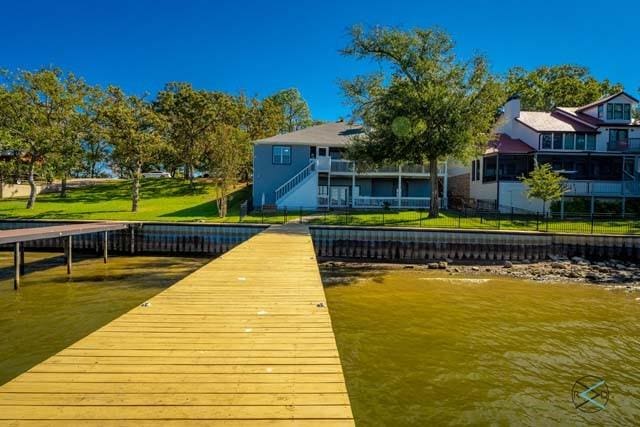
(466, 91, 640, 214)
(252, 121, 448, 210)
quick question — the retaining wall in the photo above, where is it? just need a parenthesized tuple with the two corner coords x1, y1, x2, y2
(309, 226, 640, 262)
(0, 220, 266, 255)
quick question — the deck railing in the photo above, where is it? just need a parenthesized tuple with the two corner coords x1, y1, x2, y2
(606, 138, 640, 152)
(328, 159, 446, 175)
(564, 180, 640, 196)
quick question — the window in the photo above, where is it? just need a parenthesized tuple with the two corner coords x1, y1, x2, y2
(598, 104, 604, 119)
(553, 133, 563, 150)
(586, 134, 596, 151)
(575, 134, 585, 150)
(607, 103, 631, 120)
(272, 145, 291, 165)
(483, 157, 496, 182)
(471, 159, 481, 181)
(563, 133, 575, 150)
(541, 133, 552, 149)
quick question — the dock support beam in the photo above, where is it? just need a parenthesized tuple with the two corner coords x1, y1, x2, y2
(14, 242, 20, 290)
(19, 243, 25, 275)
(66, 236, 72, 276)
(103, 231, 108, 263)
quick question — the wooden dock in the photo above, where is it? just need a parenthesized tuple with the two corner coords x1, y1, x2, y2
(0, 224, 354, 426)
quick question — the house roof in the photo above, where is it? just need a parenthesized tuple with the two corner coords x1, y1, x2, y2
(574, 90, 639, 113)
(254, 122, 363, 147)
(516, 111, 596, 132)
(485, 134, 535, 155)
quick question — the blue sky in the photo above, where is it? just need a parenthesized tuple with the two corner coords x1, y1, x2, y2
(1, 0, 638, 121)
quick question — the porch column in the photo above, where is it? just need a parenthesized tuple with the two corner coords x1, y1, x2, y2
(327, 171, 331, 209)
(443, 161, 448, 209)
(397, 165, 402, 208)
(351, 165, 356, 208)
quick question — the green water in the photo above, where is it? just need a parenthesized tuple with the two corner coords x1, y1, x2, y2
(0, 252, 207, 385)
(323, 266, 640, 426)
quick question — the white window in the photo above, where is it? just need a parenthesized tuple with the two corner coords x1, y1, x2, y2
(272, 145, 291, 165)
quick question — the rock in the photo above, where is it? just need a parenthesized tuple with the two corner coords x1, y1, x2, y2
(503, 261, 513, 268)
(551, 262, 570, 270)
(403, 265, 414, 269)
(438, 261, 448, 269)
(428, 262, 439, 269)
(616, 264, 627, 270)
(485, 268, 492, 272)
(585, 272, 600, 281)
(571, 256, 585, 264)
(453, 268, 461, 273)
(578, 261, 591, 266)
(471, 266, 480, 271)
(445, 258, 453, 263)
(567, 271, 583, 278)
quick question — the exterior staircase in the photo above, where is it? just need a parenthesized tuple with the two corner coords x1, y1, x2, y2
(275, 160, 317, 206)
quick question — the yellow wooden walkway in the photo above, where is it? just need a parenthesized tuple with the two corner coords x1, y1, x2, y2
(0, 224, 354, 426)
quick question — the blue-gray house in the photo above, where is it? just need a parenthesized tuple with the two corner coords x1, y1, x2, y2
(252, 121, 448, 210)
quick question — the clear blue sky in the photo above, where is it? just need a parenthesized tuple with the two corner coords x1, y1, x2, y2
(1, 0, 638, 121)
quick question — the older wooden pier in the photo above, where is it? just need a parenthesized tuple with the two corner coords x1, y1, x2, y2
(0, 224, 354, 426)
(0, 222, 129, 289)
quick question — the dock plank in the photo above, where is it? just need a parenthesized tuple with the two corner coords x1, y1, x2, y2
(0, 224, 354, 425)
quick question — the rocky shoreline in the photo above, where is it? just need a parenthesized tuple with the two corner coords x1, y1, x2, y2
(320, 257, 640, 292)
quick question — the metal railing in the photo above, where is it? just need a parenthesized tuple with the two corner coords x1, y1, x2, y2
(240, 207, 640, 235)
(351, 196, 430, 208)
(564, 180, 640, 196)
(274, 160, 316, 201)
(607, 138, 640, 152)
(327, 159, 446, 175)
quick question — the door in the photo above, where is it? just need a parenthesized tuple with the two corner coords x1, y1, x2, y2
(316, 147, 330, 171)
(330, 186, 349, 207)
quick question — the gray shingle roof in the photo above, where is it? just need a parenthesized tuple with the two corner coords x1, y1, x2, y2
(254, 122, 363, 147)
(516, 111, 595, 132)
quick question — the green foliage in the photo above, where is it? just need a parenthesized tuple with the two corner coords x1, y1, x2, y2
(341, 25, 505, 216)
(99, 86, 166, 212)
(520, 163, 567, 213)
(505, 65, 623, 111)
(267, 88, 312, 132)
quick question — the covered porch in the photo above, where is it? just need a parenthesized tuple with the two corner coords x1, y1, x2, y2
(318, 176, 444, 209)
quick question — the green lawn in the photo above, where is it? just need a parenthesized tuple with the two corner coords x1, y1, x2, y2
(0, 179, 250, 223)
(305, 209, 640, 234)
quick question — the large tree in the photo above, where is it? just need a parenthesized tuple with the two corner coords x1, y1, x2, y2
(267, 88, 312, 132)
(341, 26, 505, 216)
(100, 87, 165, 212)
(0, 68, 87, 208)
(505, 65, 623, 111)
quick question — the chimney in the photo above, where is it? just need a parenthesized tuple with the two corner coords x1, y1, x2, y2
(503, 94, 521, 120)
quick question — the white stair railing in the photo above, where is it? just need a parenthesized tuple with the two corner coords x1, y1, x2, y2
(275, 160, 316, 202)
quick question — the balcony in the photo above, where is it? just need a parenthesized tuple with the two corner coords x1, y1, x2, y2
(564, 180, 640, 196)
(606, 139, 640, 152)
(326, 159, 446, 176)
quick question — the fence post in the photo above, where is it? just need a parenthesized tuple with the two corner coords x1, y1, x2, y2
(419, 209, 423, 227)
(284, 207, 288, 224)
(497, 212, 501, 230)
(261, 209, 264, 224)
(458, 210, 462, 229)
(535, 212, 539, 231)
(545, 212, 549, 232)
(591, 213, 594, 234)
(382, 211, 385, 226)
(344, 208, 348, 225)
(299, 207, 303, 224)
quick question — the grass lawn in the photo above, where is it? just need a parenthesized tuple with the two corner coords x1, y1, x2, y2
(306, 209, 640, 234)
(0, 179, 251, 223)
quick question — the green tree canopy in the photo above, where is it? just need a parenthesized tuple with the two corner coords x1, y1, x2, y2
(341, 25, 505, 216)
(267, 88, 312, 132)
(100, 86, 166, 212)
(519, 163, 567, 214)
(505, 65, 623, 111)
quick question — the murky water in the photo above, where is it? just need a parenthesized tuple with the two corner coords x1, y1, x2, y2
(322, 266, 640, 426)
(0, 252, 207, 385)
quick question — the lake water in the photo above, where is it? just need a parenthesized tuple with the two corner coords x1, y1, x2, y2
(322, 265, 640, 426)
(0, 252, 207, 385)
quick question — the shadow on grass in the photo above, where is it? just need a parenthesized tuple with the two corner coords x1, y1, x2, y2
(159, 186, 251, 219)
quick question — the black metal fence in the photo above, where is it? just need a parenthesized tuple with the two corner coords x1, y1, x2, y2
(239, 207, 640, 235)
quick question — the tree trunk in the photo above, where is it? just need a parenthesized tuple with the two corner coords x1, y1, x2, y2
(428, 157, 440, 218)
(60, 173, 68, 198)
(131, 164, 141, 213)
(26, 162, 37, 209)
